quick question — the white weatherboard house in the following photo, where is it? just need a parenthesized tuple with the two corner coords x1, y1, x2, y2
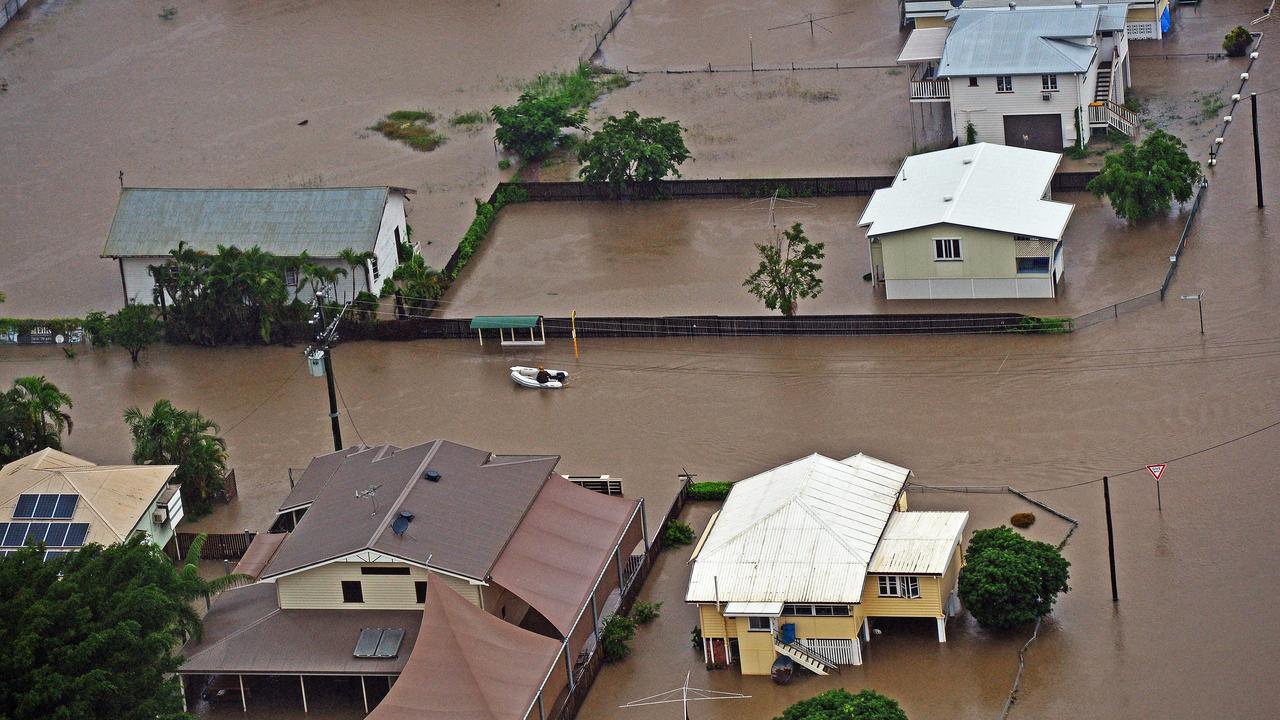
(901, 0, 1172, 42)
(102, 187, 412, 306)
(858, 143, 1074, 300)
(900, 3, 1137, 150)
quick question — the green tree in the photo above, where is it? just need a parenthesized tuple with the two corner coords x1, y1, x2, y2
(744, 222, 826, 316)
(151, 243, 299, 345)
(577, 110, 691, 191)
(1086, 130, 1201, 222)
(100, 304, 164, 364)
(1223, 26, 1252, 57)
(123, 400, 228, 519)
(776, 689, 908, 720)
(600, 613, 637, 662)
(0, 534, 199, 720)
(180, 533, 252, 613)
(491, 93, 586, 160)
(3, 376, 73, 456)
(338, 248, 377, 300)
(958, 526, 1071, 630)
(389, 255, 448, 315)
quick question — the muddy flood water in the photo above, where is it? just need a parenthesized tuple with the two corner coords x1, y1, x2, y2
(2, 1, 1280, 719)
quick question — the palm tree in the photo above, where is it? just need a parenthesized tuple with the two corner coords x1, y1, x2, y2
(180, 533, 253, 617)
(124, 400, 228, 519)
(338, 248, 376, 300)
(9, 376, 73, 450)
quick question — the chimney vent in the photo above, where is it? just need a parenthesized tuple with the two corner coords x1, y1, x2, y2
(424, 469, 441, 482)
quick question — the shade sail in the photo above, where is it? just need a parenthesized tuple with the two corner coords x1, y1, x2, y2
(469, 315, 542, 329)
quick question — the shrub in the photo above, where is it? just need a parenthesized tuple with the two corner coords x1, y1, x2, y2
(964, 121, 977, 145)
(498, 158, 511, 170)
(372, 111, 446, 152)
(1016, 316, 1071, 334)
(1223, 26, 1252, 57)
(577, 110, 692, 190)
(601, 614, 637, 662)
(491, 93, 586, 160)
(81, 311, 110, 347)
(663, 520, 695, 549)
(776, 689, 909, 720)
(1087, 130, 1201, 222)
(959, 526, 1070, 630)
(690, 625, 703, 649)
(449, 110, 486, 126)
(1010, 512, 1036, 528)
(687, 482, 732, 501)
(631, 600, 663, 624)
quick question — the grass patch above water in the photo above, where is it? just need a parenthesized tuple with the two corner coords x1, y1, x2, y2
(521, 64, 629, 108)
(449, 110, 487, 126)
(372, 110, 446, 151)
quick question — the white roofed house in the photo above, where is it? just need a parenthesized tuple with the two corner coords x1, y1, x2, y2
(900, 3, 1137, 151)
(901, 0, 1173, 42)
(858, 143, 1074, 300)
(101, 186, 414, 307)
(685, 453, 968, 676)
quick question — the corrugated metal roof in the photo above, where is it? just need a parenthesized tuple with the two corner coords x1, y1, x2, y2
(898, 27, 951, 63)
(938, 6, 1101, 77)
(723, 601, 784, 616)
(868, 511, 969, 575)
(858, 143, 1074, 239)
(685, 453, 910, 605)
(101, 187, 402, 258)
(470, 315, 542, 329)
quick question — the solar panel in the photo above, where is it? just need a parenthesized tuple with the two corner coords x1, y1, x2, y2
(24, 523, 48, 545)
(53, 495, 78, 519)
(13, 495, 38, 518)
(34, 495, 58, 518)
(43, 551, 68, 561)
(353, 628, 383, 658)
(3, 523, 29, 547)
(44, 523, 69, 547)
(374, 628, 405, 658)
(62, 523, 89, 547)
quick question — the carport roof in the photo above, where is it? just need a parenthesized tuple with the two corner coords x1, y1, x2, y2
(469, 315, 542, 329)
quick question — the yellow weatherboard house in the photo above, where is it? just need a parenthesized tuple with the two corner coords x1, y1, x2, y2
(686, 453, 968, 676)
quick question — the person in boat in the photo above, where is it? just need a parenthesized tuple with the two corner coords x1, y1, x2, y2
(536, 366, 551, 384)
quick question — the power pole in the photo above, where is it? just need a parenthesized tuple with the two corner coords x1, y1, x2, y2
(306, 290, 345, 452)
(1102, 476, 1119, 602)
(1251, 92, 1264, 208)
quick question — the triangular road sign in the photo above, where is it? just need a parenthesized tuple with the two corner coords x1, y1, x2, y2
(1146, 464, 1166, 481)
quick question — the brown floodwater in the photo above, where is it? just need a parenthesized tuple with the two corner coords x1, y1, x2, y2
(2, 1, 1280, 719)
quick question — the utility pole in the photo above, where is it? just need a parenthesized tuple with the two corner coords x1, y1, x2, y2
(1251, 92, 1264, 208)
(306, 290, 346, 452)
(748, 34, 754, 73)
(1102, 476, 1119, 602)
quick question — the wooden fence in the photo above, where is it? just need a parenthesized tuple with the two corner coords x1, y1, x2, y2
(176, 531, 256, 561)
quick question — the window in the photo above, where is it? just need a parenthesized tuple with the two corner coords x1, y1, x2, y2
(934, 238, 962, 261)
(747, 616, 772, 632)
(341, 580, 364, 603)
(968, 76, 978, 87)
(361, 566, 411, 575)
(877, 575, 921, 599)
(1017, 257, 1051, 274)
(996, 75, 1013, 93)
(783, 603, 852, 616)
(284, 268, 298, 287)
(1041, 74, 1058, 92)
(414, 581, 427, 603)
(369, 256, 380, 281)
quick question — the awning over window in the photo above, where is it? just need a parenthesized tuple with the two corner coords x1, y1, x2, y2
(722, 601, 784, 617)
(469, 315, 541, 330)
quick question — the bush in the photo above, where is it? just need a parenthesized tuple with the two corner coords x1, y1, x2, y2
(776, 689, 908, 720)
(1087, 130, 1201, 222)
(372, 111, 446, 152)
(1223, 26, 1252, 57)
(663, 520, 695, 549)
(687, 482, 732, 501)
(577, 110, 691, 191)
(690, 625, 703, 649)
(601, 614, 636, 662)
(449, 110, 486, 126)
(964, 121, 977, 145)
(631, 600, 663, 624)
(1010, 512, 1036, 528)
(491, 93, 586, 160)
(1016, 316, 1071, 334)
(959, 526, 1070, 630)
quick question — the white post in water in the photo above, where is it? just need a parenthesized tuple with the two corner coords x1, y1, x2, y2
(936, 616, 948, 643)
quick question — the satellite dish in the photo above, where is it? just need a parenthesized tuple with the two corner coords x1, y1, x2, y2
(951, 0, 965, 7)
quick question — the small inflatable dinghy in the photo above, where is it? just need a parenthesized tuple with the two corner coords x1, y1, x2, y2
(510, 366, 568, 389)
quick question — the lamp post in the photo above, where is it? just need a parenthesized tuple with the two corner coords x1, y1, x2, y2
(1179, 292, 1204, 335)
(306, 290, 345, 451)
(1251, 92, 1264, 208)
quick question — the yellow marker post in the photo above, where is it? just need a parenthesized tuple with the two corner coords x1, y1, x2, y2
(571, 308, 579, 359)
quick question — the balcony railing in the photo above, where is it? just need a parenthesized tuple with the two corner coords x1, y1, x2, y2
(909, 77, 950, 101)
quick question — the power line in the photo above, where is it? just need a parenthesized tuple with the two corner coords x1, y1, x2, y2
(333, 374, 367, 446)
(222, 363, 302, 436)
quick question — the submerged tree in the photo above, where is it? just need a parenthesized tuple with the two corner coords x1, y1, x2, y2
(577, 110, 691, 192)
(338, 248, 377, 300)
(86, 304, 163, 364)
(180, 533, 252, 614)
(958, 526, 1071, 630)
(123, 400, 228, 519)
(150, 242, 295, 345)
(744, 222, 825, 317)
(1087, 130, 1201, 222)
(491, 93, 586, 160)
(776, 689, 909, 720)
(0, 534, 200, 720)
(0, 376, 73, 462)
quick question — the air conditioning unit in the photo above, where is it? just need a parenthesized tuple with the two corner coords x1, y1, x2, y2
(1042, 92, 1052, 100)
(153, 507, 169, 525)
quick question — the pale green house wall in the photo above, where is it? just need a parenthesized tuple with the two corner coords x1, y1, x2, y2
(877, 223, 1017, 280)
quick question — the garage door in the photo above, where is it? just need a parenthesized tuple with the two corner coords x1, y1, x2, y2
(1003, 114, 1064, 152)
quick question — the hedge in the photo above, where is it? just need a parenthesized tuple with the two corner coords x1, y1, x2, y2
(0, 318, 86, 335)
(687, 482, 732, 501)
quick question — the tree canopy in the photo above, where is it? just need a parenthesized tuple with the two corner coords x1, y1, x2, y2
(123, 399, 228, 519)
(577, 110, 691, 190)
(776, 689, 909, 720)
(0, 376, 73, 464)
(84, 305, 163, 363)
(958, 526, 1071, 630)
(0, 535, 198, 720)
(744, 222, 826, 316)
(1086, 130, 1201, 222)
(491, 93, 586, 160)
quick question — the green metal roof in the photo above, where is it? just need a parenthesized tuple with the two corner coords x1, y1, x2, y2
(469, 315, 542, 329)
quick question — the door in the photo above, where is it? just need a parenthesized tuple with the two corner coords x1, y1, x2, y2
(1003, 114, 1064, 152)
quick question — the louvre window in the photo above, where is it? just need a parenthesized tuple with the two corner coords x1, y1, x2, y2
(934, 238, 962, 261)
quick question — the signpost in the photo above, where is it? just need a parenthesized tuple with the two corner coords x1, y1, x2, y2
(1147, 464, 1166, 511)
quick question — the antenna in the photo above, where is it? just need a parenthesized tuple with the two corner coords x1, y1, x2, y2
(620, 672, 750, 719)
(767, 9, 857, 34)
(355, 483, 383, 517)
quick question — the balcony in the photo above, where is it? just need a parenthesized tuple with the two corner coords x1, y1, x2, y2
(909, 77, 950, 102)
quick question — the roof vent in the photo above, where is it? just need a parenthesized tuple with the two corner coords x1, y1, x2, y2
(1008, 1, 1016, 9)
(391, 511, 415, 535)
(1074, 0, 1082, 6)
(962, 158, 973, 165)
(943, 195, 954, 202)
(424, 469, 441, 482)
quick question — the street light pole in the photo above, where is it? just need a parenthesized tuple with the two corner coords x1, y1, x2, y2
(1251, 92, 1264, 209)
(307, 290, 345, 452)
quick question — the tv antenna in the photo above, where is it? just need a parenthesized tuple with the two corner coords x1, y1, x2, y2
(768, 9, 858, 37)
(620, 672, 750, 719)
(735, 191, 816, 247)
(355, 483, 383, 516)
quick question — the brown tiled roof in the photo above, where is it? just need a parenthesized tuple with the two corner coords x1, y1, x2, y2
(179, 583, 422, 675)
(233, 532, 288, 581)
(262, 441, 559, 582)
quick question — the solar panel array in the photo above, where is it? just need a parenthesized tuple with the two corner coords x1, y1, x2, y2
(352, 627, 406, 658)
(0, 521, 89, 552)
(13, 493, 79, 519)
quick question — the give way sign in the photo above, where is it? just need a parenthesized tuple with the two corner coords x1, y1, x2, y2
(1146, 464, 1166, 481)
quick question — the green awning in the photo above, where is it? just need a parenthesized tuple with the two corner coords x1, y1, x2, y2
(469, 315, 542, 330)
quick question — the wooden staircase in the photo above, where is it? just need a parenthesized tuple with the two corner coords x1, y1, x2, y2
(773, 637, 840, 676)
(1095, 62, 1113, 103)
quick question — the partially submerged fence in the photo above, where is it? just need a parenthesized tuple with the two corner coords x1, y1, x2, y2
(0, 0, 29, 33)
(176, 531, 256, 560)
(578, 0, 634, 63)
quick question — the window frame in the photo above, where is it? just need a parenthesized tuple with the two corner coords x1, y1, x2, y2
(747, 616, 772, 632)
(968, 76, 979, 87)
(340, 580, 364, 603)
(877, 575, 921, 599)
(414, 581, 427, 604)
(284, 268, 299, 288)
(933, 238, 962, 261)
(996, 75, 1014, 93)
(1041, 74, 1059, 92)
(369, 256, 381, 281)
